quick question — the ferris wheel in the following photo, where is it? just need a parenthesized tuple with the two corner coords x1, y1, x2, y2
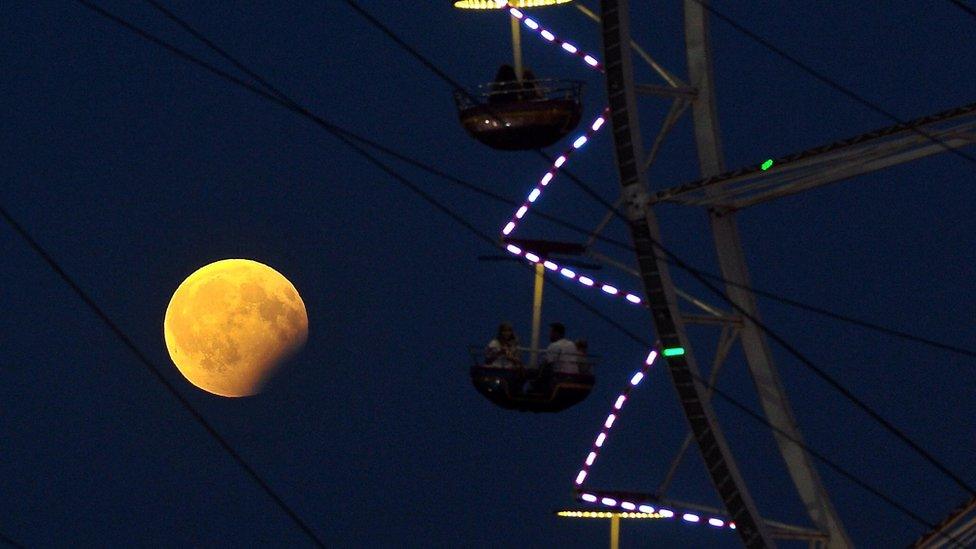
(452, 1, 976, 547)
(50, 1, 976, 547)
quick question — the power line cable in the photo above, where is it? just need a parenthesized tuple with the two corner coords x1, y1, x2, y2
(139, 0, 976, 365)
(331, 2, 976, 358)
(136, 0, 649, 347)
(137, 0, 976, 365)
(69, 3, 967, 543)
(328, 120, 976, 359)
(336, 0, 976, 496)
(690, 267, 976, 358)
(343, 129, 976, 360)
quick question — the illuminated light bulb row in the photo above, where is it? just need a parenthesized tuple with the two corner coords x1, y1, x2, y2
(557, 511, 664, 520)
(577, 491, 737, 531)
(500, 110, 608, 236)
(497, 109, 645, 309)
(573, 349, 658, 486)
(504, 245, 643, 306)
(505, 5, 604, 72)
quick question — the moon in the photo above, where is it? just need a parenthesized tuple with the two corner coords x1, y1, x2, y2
(163, 259, 308, 397)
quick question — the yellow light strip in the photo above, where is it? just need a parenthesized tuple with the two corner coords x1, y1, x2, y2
(453, 0, 573, 10)
(556, 511, 665, 520)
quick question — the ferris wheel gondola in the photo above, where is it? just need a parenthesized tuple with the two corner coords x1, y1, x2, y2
(454, 79, 583, 151)
(469, 238, 597, 413)
(452, 0, 583, 151)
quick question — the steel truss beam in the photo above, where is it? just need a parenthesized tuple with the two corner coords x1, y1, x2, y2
(913, 495, 976, 549)
(650, 102, 976, 209)
(683, 0, 851, 545)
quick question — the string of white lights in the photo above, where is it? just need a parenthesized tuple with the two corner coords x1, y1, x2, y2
(505, 4, 603, 71)
(571, 350, 736, 531)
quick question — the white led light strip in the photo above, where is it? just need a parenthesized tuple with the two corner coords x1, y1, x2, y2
(571, 351, 736, 532)
(576, 491, 737, 530)
(505, 5, 604, 72)
(573, 349, 657, 487)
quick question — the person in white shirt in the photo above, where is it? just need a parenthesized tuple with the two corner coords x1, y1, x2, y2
(524, 322, 583, 394)
(544, 322, 579, 375)
(574, 339, 591, 375)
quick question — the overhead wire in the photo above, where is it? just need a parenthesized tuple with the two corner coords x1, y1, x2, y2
(69, 2, 970, 541)
(328, 1, 976, 358)
(336, 0, 976, 496)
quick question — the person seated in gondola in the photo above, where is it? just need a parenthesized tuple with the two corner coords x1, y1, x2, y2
(574, 339, 591, 375)
(520, 68, 544, 100)
(524, 322, 578, 394)
(488, 64, 521, 104)
(485, 322, 522, 369)
(545, 322, 579, 375)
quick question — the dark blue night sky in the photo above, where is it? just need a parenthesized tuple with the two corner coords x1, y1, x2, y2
(2, 1, 974, 547)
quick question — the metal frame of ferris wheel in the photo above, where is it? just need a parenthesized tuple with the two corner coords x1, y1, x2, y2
(588, 0, 976, 547)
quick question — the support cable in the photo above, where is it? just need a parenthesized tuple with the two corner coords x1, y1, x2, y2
(70, 2, 972, 542)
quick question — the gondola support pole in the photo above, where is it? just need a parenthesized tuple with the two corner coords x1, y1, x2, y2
(529, 262, 544, 367)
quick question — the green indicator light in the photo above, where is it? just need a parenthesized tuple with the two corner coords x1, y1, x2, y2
(761, 159, 774, 171)
(663, 347, 685, 357)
